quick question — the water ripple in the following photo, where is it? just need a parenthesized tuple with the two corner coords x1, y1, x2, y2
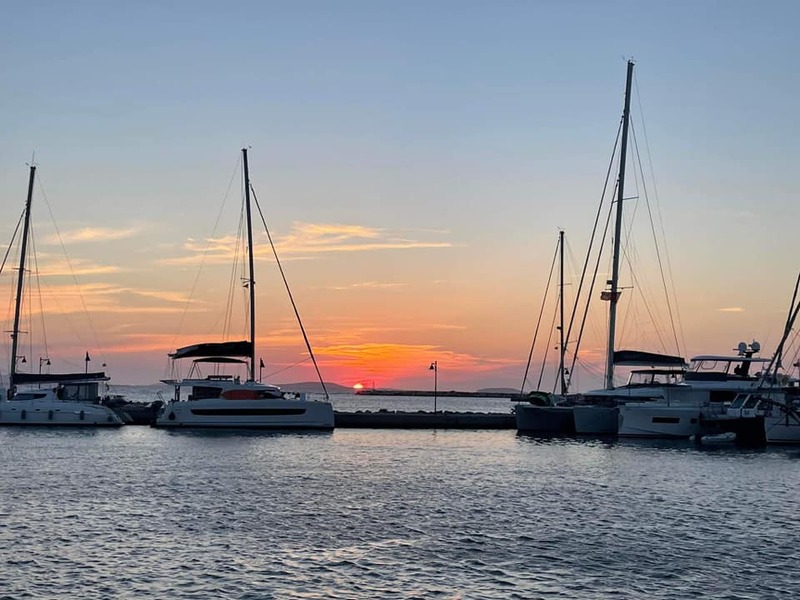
(1, 428, 799, 598)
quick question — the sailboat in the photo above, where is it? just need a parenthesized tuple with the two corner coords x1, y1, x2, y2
(154, 149, 335, 429)
(515, 230, 577, 433)
(569, 62, 768, 437)
(0, 164, 124, 426)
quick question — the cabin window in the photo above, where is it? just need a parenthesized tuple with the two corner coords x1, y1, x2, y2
(652, 416, 680, 424)
(191, 386, 224, 400)
(190, 408, 307, 416)
(729, 396, 747, 409)
(743, 396, 760, 409)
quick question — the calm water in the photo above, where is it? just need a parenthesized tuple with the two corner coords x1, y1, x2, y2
(1, 391, 799, 599)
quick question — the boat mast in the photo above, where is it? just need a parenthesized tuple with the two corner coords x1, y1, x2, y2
(605, 60, 634, 390)
(9, 165, 36, 398)
(242, 148, 256, 382)
(558, 229, 567, 395)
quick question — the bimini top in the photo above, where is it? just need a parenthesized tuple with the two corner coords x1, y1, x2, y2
(14, 371, 109, 384)
(690, 355, 771, 363)
(170, 340, 252, 360)
(613, 350, 687, 367)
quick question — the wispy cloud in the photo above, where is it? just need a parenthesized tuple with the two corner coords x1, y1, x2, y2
(157, 222, 452, 266)
(282, 223, 451, 254)
(328, 281, 408, 290)
(717, 307, 745, 313)
(312, 342, 519, 374)
(37, 259, 123, 277)
(45, 225, 142, 245)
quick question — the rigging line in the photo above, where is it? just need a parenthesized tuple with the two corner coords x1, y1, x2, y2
(519, 235, 559, 394)
(35, 175, 100, 355)
(634, 77, 687, 357)
(776, 273, 800, 372)
(29, 227, 50, 365)
(564, 118, 623, 354)
(220, 196, 245, 343)
(630, 119, 681, 356)
(262, 355, 312, 380)
(567, 181, 616, 390)
(0, 208, 26, 277)
(250, 184, 330, 401)
(539, 298, 559, 393)
(170, 155, 242, 351)
(760, 271, 800, 386)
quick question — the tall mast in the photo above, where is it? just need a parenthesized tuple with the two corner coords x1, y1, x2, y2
(242, 148, 256, 381)
(558, 229, 567, 395)
(9, 165, 36, 397)
(605, 60, 634, 390)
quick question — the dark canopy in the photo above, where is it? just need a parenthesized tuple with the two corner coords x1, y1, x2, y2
(192, 357, 248, 364)
(14, 371, 109, 384)
(613, 350, 687, 367)
(170, 341, 252, 360)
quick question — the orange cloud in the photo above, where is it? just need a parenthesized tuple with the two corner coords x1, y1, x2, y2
(312, 342, 519, 385)
(45, 225, 142, 245)
(156, 222, 452, 266)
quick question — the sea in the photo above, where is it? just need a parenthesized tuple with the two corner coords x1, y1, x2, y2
(1, 386, 799, 599)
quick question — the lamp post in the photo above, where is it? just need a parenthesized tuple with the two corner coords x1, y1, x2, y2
(429, 361, 438, 413)
(39, 357, 50, 374)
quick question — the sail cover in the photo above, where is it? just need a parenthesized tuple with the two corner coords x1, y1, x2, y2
(14, 371, 109, 384)
(192, 357, 248, 364)
(170, 341, 252, 360)
(613, 350, 686, 367)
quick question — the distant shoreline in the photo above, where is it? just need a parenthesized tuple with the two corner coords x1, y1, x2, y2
(356, 389, 519, 398)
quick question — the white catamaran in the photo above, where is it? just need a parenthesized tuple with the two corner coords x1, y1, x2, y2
(155, 149, 334, 430)
(0, 164, 124, 426)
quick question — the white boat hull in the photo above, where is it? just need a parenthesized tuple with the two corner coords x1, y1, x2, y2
(155, 396, 335, 429)
(618, 404, 707, 439)
(764, 415, 800, 444)
(0, 397, 124, 426)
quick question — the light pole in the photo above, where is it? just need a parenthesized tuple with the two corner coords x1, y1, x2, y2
(39, 357, 50, 374)
(429, 361, 438, 413)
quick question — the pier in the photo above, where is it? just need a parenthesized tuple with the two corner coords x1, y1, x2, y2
(355, 389, 519, 399)
(333, 411, 515, 429)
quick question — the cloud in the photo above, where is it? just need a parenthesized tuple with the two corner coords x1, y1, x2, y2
(37, 260, 123, 277)
(717, 307, 745, 313)
(312, 342, 520, 375)
(45, 225, 142, 245)
(157, 221, 452, 266)
(282, 222, 451, 254)
(328, 281, 408, 290)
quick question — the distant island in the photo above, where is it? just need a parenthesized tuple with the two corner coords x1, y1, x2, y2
(278, 381, 354, 393)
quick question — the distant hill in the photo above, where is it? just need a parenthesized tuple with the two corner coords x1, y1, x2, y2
(477, 387, 520, 394)
(278, 381, 353, 393)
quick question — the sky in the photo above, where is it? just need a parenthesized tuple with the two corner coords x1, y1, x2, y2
(1, 1, 799, 391)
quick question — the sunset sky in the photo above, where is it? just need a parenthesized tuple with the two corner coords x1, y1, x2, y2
(2, 1, 799, 391)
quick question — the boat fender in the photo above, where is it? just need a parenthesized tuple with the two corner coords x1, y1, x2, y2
(168, 412, 176, 421)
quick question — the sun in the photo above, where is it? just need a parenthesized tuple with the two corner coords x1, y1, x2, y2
(353, 383, 364, 390)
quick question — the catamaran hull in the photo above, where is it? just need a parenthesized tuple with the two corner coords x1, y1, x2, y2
(515, 405, 575, 434)
(573, 405, 618, 435)
(618, 404, 704, 439)
(0, 399, 124, 426)
(154, 398, 335, 429)
(764, 416, 800, 444)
